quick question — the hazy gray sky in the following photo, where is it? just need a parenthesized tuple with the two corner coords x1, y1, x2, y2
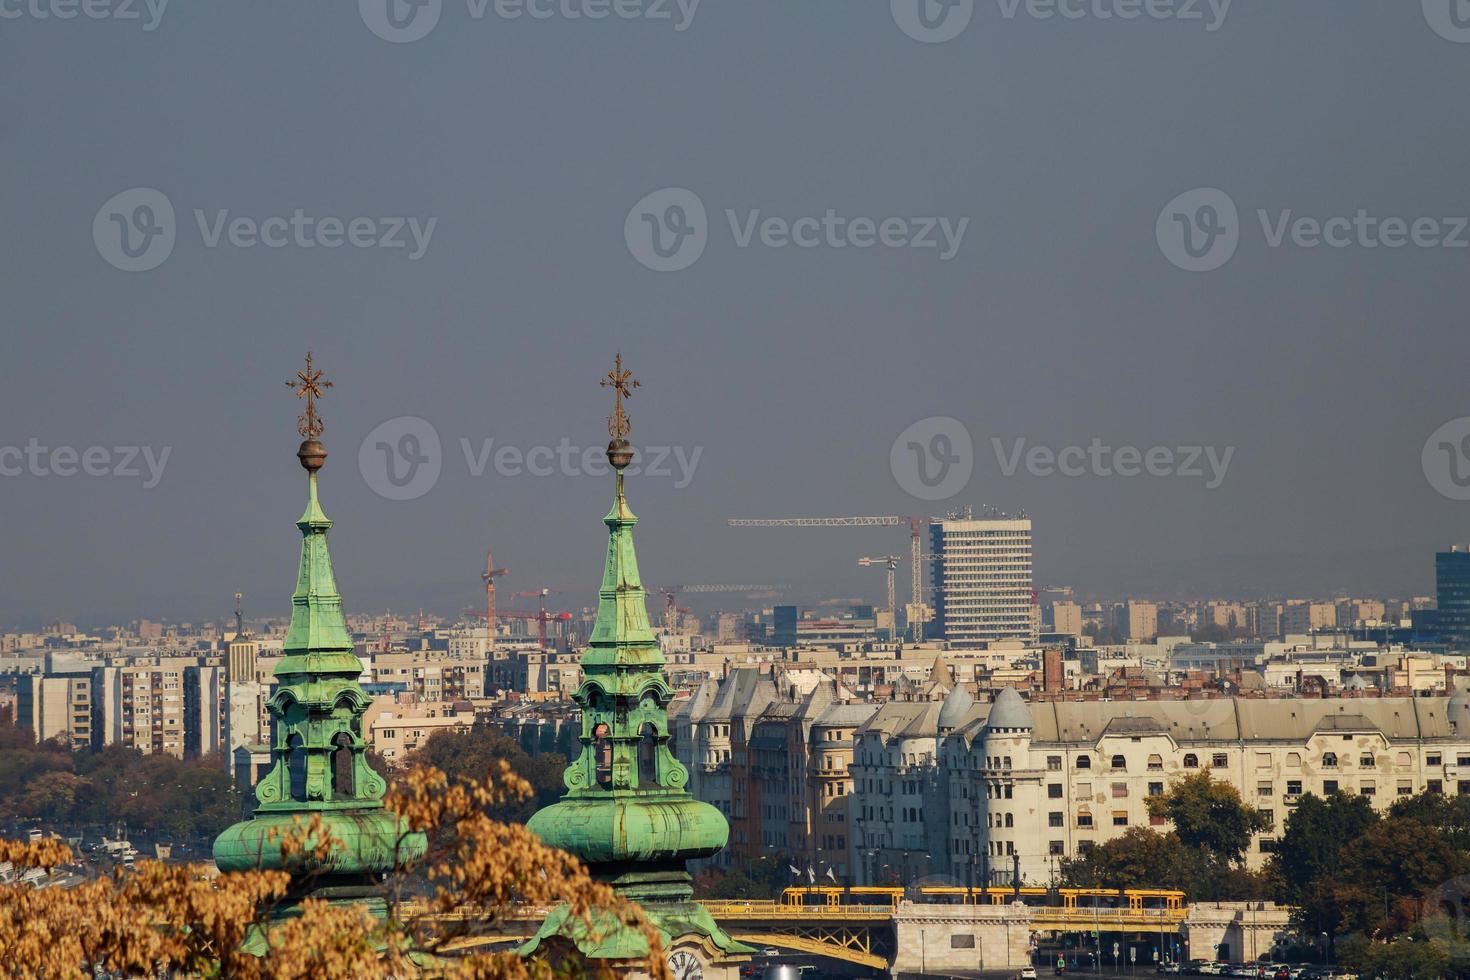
(3, 1, 1469, 627)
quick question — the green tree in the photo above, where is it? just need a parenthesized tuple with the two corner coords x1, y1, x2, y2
(1061, 828, 1192, 891)
(1274, 791, 1379, 902)
(404, 726, 566, 823)
(1146, 769, 1270, 864)
(1320, 817, 1469, 940)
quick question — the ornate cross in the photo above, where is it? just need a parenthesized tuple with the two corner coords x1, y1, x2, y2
(600, 352, 640, 439)
(286, 351, 333, 438)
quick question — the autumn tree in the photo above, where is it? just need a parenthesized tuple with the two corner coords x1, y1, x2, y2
(0, 762, 669, 979)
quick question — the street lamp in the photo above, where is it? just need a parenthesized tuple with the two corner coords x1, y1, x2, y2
(1320, 932, 1330, 971)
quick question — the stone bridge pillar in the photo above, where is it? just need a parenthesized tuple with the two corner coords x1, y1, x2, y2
(891, 901, 1033, 977)
(1183, 903, 1291, 964)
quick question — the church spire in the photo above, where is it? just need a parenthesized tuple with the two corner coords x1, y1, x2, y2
(522, 356, 749, 967)
(214, 354, 422, 918)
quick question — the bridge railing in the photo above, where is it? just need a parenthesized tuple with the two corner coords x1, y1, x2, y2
(698, 901, 890, 920)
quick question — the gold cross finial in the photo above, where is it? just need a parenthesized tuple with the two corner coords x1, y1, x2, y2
(600, 352, 641, 440)
(286, 351, 333, 439)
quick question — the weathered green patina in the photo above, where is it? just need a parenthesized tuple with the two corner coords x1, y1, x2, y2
(522, 360, 750, 963)
(214, 367, 424, 916)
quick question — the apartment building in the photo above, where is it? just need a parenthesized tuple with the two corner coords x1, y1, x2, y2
(16, 673, 92, 748)
(849, 685, 1470, 887)
(367, 651, 486, 701)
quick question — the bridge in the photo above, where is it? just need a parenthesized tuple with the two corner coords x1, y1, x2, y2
(439, 899, 1284, 975)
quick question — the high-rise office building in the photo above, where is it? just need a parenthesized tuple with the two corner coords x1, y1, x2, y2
(929, 515, 1035, 647)
(1437, 547, 1470, 647)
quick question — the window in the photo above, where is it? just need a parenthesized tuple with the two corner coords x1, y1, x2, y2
(1287, 752, 1302, 767)
(1360, 783, 1375, 797)
(1286, 780, 1303, 796)
(1398, 752, 1412, 766)
(1459, 781, 1470, 796)
(1076, 782, 1091, 797)
(1077, 812, 1094, 828)
(1183, 753, 1198, 769)
(1149, 782, 1164, 797)
(1112, 812, 1129, 826)
(1258, 809, 1274, 829)
(1459, 755, 1470, 767)
(1047, 755, 1063, 771)
(1399, 782, 1414, 796)
(1112, 782, 1129, 798)
(1049, 840, 1065, 856)
(1212, 753, 1229, 768)
(1430, 779, 1444, 794)
(1323, 780, 1338, 795)
(1076, 756, 1091, 770)
(1322, 752, 1338, 768)
(1429, 753, 1443, 766)
(1256, 752, 1271, 768)
(1256, 782, 1272, 798)
(1147, 754, 1163, 771)
(952, 935, 975, 949)
(1049, 811, 1064, 827)
(1260, 838, 1278, 853)
(1110, 754, 1127, 770)
(1048, 783, 1063, 798)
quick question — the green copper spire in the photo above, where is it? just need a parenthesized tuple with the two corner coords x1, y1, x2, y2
(215, 354, 423, 916)
(522, 356, 749, 965)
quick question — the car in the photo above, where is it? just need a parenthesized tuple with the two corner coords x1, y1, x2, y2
(1198, 964, 1224, 976)
(1157, 963, 1182, 975)
(1021, 967, 1038, 979)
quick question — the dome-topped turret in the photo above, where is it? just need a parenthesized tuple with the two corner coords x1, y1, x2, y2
(939, 682, 975, 732)
(986, 686, 1033, 731)
(1450, 681, 1470, 733)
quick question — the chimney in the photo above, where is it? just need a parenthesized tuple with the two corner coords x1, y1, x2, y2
(1043, 647, 1064, 694)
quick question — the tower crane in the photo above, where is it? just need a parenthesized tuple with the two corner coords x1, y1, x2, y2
(509, 590, 570, 651)
(727, 516, 931, 640)
(857, 556, 902, 642)
(482, 549, 508, 644)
